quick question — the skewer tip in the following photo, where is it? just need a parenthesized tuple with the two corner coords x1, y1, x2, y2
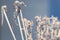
(1, 5, 7, 12)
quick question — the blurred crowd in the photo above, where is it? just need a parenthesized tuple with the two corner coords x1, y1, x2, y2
(23, 16, 60, 40)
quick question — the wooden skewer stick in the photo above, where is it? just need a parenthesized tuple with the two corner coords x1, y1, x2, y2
(1, 5, 16, 40)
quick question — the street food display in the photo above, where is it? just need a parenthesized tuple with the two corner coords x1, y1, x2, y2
(1, 1, 60, 40)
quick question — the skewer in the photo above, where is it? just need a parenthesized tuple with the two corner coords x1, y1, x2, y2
(13, 1, 28, 40)
(17, 15, 24, 40)
(1, 5, 16, 40)
(18, 1, 28, 40)
(20, 9, 28, 40)
(14, 1, 24, 40)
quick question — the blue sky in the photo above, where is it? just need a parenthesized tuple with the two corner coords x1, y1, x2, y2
(0, 0, 60, 40)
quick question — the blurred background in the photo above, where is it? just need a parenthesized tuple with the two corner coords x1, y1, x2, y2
(0, 0, 60, 40)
